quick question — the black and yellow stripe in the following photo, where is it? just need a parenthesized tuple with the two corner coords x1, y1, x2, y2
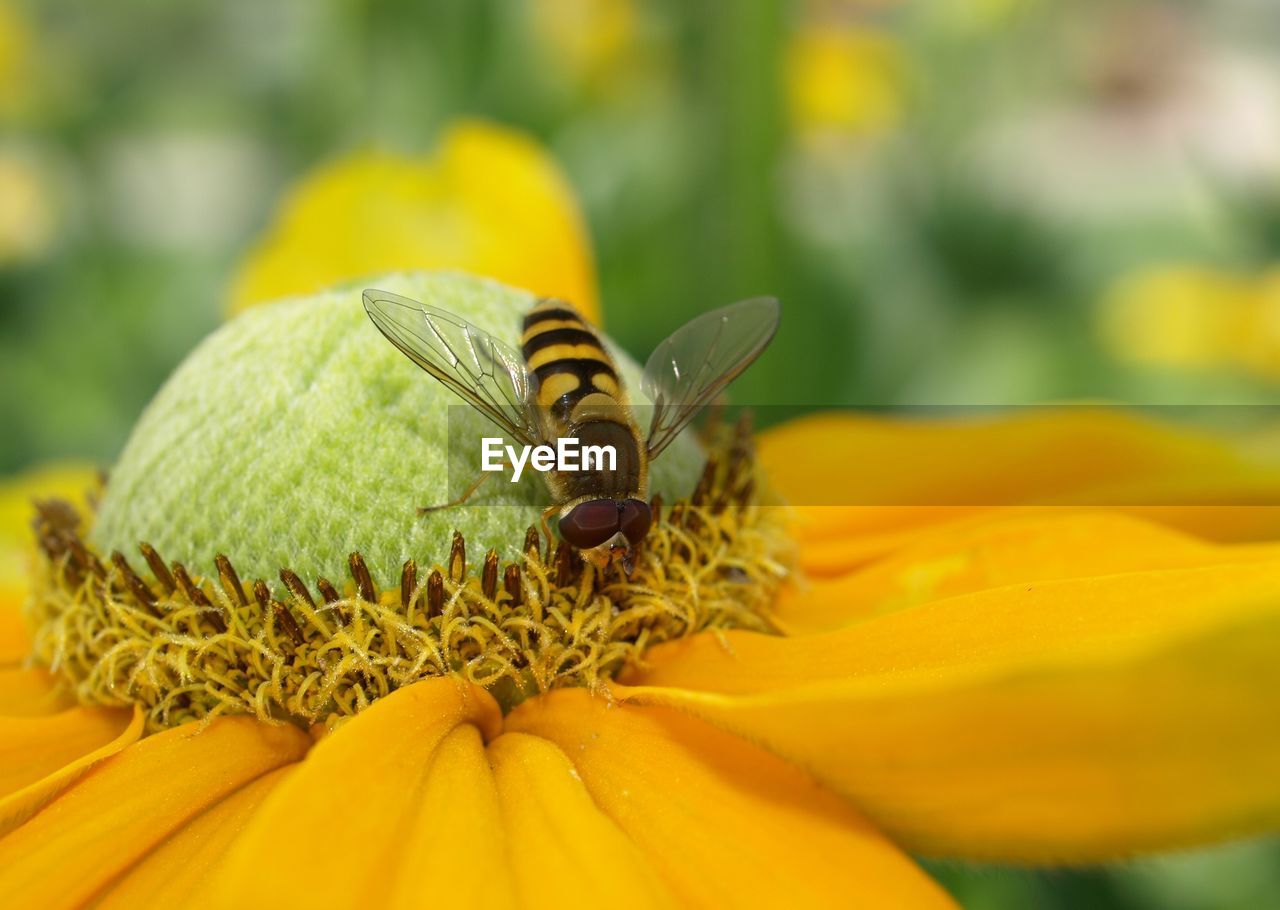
(521, 299, 622, 414)
(522, 298, 648, 501)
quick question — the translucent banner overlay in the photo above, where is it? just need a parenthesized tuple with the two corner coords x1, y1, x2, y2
(440, 404, 1280, 507)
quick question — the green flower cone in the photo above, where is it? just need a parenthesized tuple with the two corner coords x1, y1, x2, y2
(28, 272, 788, 727)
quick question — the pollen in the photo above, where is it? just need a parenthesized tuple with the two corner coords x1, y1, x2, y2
(26, 423, 790, 732)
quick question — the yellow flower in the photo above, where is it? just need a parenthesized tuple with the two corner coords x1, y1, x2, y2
(5, 404, 1280, 904)
(785, 23, 905, 144)
(529, 0, 638, 86)
(0, 151, 58, 265)
(1099, 261, 1280, 381)
(1236, 266, 1280, 379)
(1099, 264, 1252, 370)
(227, 120, 599, 323)
(5, 124, 1280, 907)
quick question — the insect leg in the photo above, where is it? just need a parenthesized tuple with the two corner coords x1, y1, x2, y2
(541, 504, 558, 547)
(418, 472, 493, 515)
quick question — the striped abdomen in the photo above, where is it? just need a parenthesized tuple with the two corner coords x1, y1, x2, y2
(522, 300, 624, 415)
(521, 299, 646, 500)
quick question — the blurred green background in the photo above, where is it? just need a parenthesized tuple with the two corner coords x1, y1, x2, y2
(2, 1, 1280, 905)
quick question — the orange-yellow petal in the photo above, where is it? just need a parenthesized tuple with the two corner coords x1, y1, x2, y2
(95, 765, 295, 910)
(0, 583, 31, 666)
(0, 704, 142, 836)
(507, 690, 957, 908)
(784, 505, 994, 576)
(761, 411, 1280, 576)
(209, 677, 505, 909)
(775, 511, 1280, 633)
(0, 666, 74, 715)
(0, 715, 310, 909)
(488, 731, 677, 909)
(228, 119, 598, 322)
(388, 723, 516, 910)
(622, 561, 1280, 861)
(0, 705, 136, 801)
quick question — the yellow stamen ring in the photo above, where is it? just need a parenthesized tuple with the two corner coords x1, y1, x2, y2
(26, 438, 790, 733)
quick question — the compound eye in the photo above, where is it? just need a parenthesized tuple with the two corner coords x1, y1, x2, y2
(619, 499, 652, 545)
(559, 499, 620, 549)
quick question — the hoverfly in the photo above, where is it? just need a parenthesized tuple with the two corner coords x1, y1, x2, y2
(363, 290, 779, 575)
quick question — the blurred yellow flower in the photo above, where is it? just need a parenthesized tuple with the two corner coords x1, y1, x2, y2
(1100, 265, 1249, 369)
(228, 120, 599, 322)
(530, 0, 637, 85)
(1099, 263, 1280, 380)
(786, 23, 905, 143)
(1238, 267, 1280, 378)
(0, 152, 57, 264)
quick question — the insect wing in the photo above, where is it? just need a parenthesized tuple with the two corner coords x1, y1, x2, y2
(640, 297, 780, 459)
(363, 289, 542, 446)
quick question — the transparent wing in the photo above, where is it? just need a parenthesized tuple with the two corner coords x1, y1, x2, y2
(641, 297, 780, 459)
(363, 289, 542, 446)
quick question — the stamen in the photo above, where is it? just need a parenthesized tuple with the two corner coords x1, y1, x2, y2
(139, 542, 175, 594)
(482, 550, 499, 600)
(256, 579, 306, 648)
(215, 553, 248, 606)
(172, 561, 225, 632)
(504, 565, 523, 606)
(26, 428, 790, 731)
(523, 526, 541, 562)
(281, 568, 318, 611)
(426, 569, 445, 619)
(316, 577, 341, 604)
(110, 551, 159, 616)
(349, 552, 377, 603)
(692, 456, 717, 505)
(553, 541, 578, 587)
(400, 559, 417, 611)
(449, 531, 466, 583)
